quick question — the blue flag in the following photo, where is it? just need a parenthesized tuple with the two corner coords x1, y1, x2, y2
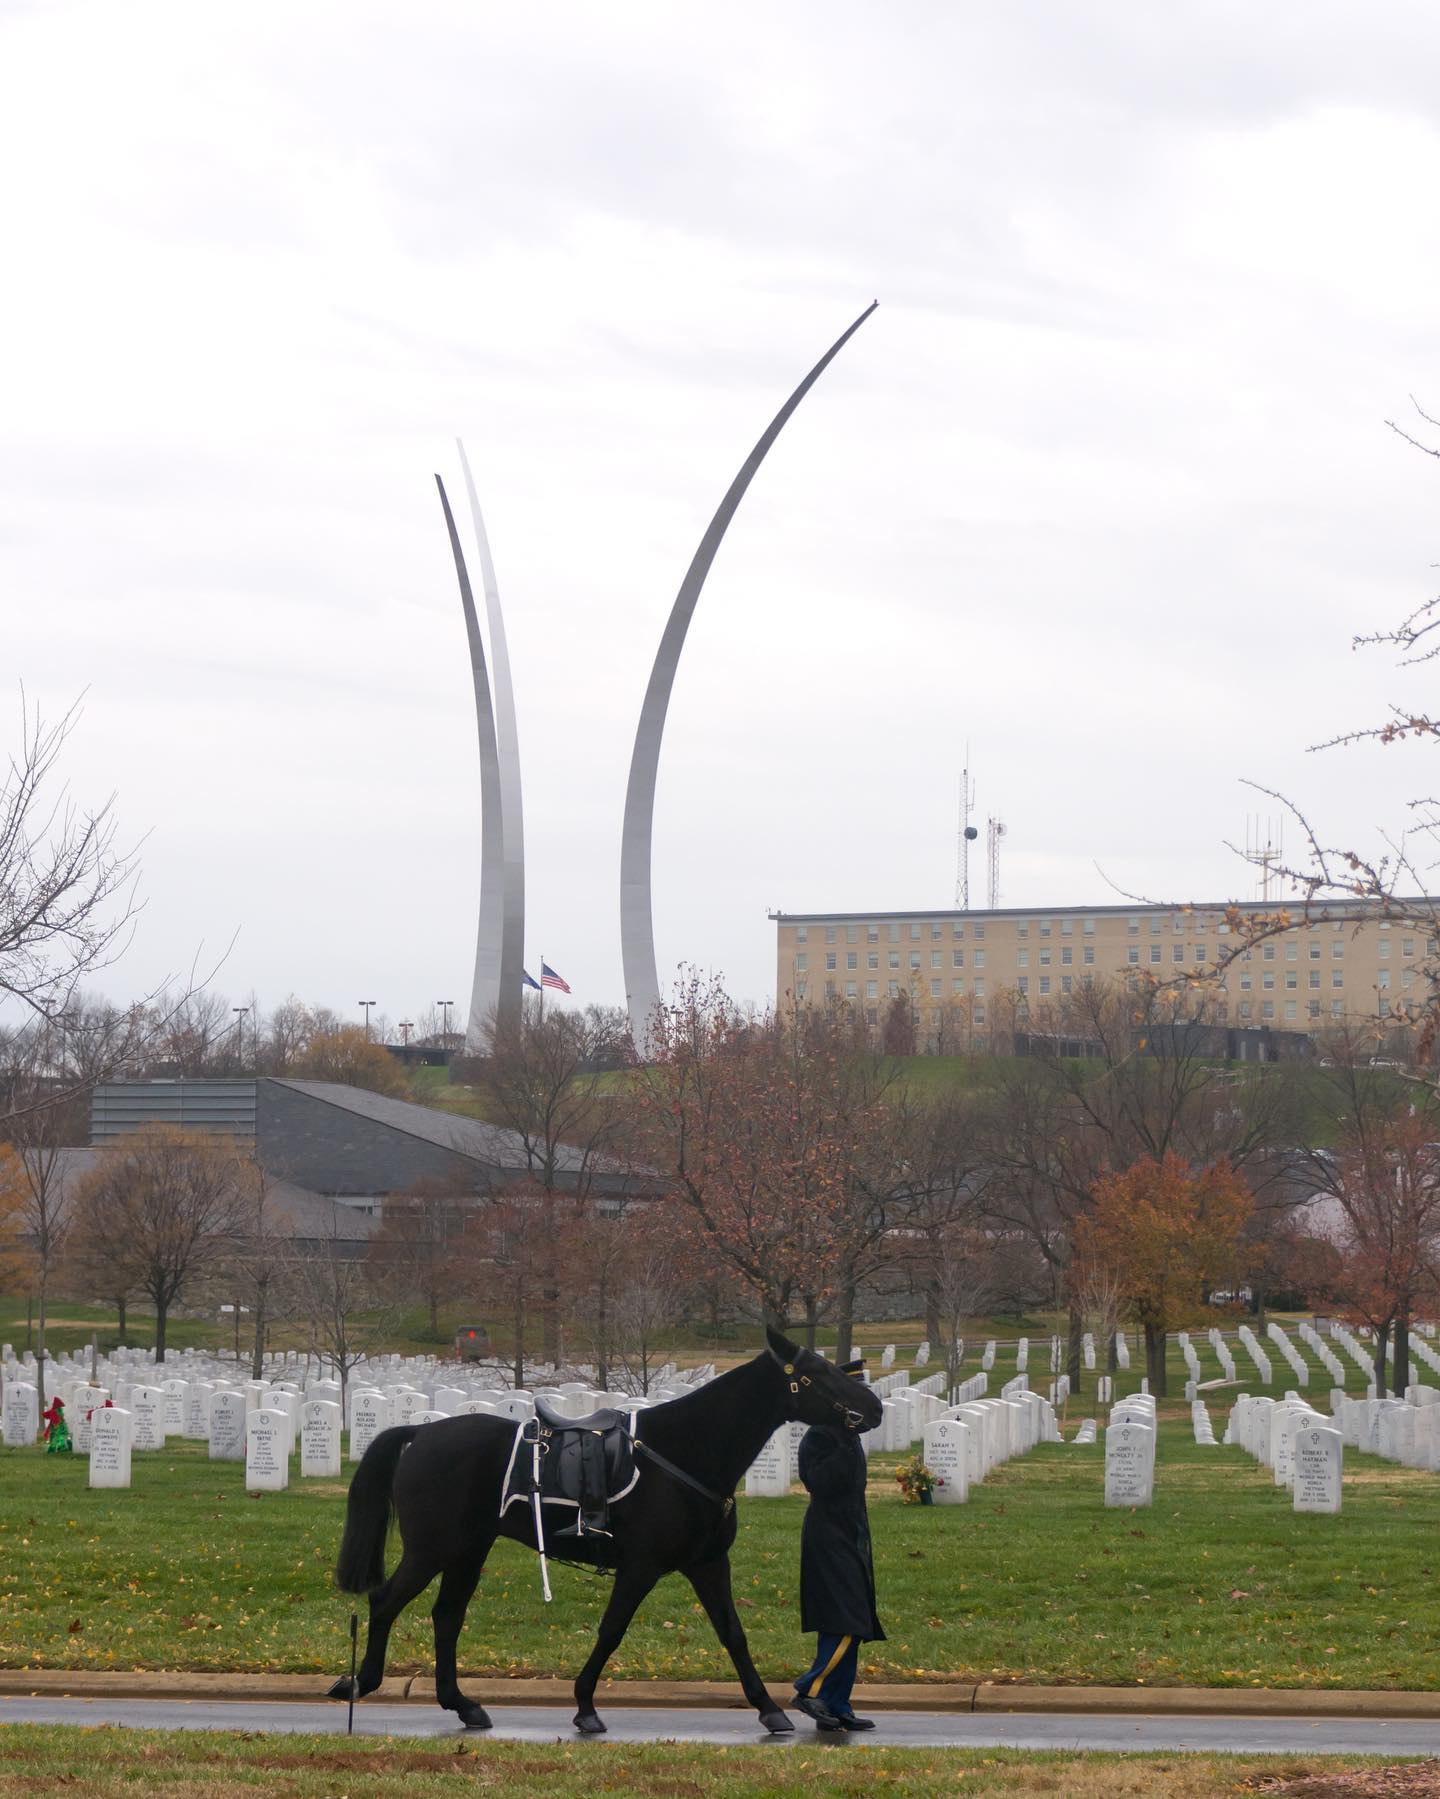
(522, 969, 541, 990)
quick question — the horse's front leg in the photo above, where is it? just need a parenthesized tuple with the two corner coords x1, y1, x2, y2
(685, 1552, 793, 1734)
(573, 1558, 662, 1734)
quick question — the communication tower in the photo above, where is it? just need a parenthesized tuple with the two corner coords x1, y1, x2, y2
(986, 817, 1007, 910)
(1243, 816, 1285, 902)
(955, 752, 979, 909)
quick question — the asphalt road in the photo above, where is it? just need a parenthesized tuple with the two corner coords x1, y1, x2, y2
(2, 1696, 1438, 1756)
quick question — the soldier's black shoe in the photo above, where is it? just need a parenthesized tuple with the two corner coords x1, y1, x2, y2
(794, 1694, 842, 1730)
(834, 1713, 876, 1730)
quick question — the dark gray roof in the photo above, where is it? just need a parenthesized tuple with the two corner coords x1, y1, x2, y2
(266, 1079, 603, 1177)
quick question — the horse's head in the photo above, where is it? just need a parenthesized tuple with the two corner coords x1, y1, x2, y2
(764, 1326, 884, 1434)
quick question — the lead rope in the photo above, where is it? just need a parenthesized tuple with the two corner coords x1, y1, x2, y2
(529, 1424, 553, 1603)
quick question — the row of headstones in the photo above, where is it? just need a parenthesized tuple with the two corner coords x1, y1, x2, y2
(1334, 1388, 1440, 1469)
(1192, 1399, 1216, 1445)
(1225, 1393, 1342, 1512)
(1295, 1322, 1347, 1386)
(1266, 1322, 1311, 1388)
(84, 1397, 345, 1490)
(877, 1342, 931, 1368)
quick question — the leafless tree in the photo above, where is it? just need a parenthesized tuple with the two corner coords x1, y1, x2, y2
(282, 1218, 395, 1412)
(367, 1174, 475, 1341)
(67, 1126, 249, 1361)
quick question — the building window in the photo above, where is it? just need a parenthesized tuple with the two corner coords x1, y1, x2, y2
(866, 1006, 878, 1027)
(1039, 976, 1051, 995)
(1333, 942, 1345, 959)
(952, 921, 964, 938)
(1039, 919, 1052, 937)
(1333, 971, 1344, 988)
(1331, 999, 1344, 1018)
(1061, 918, 1073, 935)
(1262, 1001, 1275, 1020)
(845, 981, 857, 999)
(1309, 1000, 1321, 1019)
(1309, 943, 1321, 959)
(931, 922, 942, 940)
(1403, 938, 1414, 956)
(931, 950, 942, 969)
(1285, 971, 1297, 990)
(973, 923, 985, 940)
(1286, 941, 1297, 961)
(1403, 967, 1414, 988)
(1084, 945, 1095, 965)
(796, 982, 807, 1001)
(1082, 973, 1094, 988)
(1284, 1000, 1297, 1021)
(973, 978, 985, 997)
(909, 951, 921, 969)
(973, 950, 985, 969)
(868, 952, 878, 969)
(1263, 944, 1275, 961)
(1084, 918, 1096, 936)
(1172, 944, 1184, 963)
(826, 926, 837, 944)
(1378, 969, 1391, 991)
(974, 1005, 986, 1024)
(1127, 946, 1140, 964)
(1379, 939, 1391, 958)
(953, 949, 964, 968)
(826, 981, 837, 998)
(888, 981, 899, 998)
(1240, 972, 1252, 989)
(1017, 949, 1029, 968)
(889, 951, 900, 969)
(796, 953, 808, 971)
(866, 980, 877, 999)
(952, 978, 965, 994)
(1150, 915, 1162, 935)
(1017, 977, 1029, 996)
(825, 952, 837, 970)
(1239, 1000, 1252, 1019)
(1062, 946, 1073, 965)
(867, 923, 879, 941)
(1017, 921, 1029, 939)
(910, 923, 922, 940)
(1150, 945, 1162, 964)
(1061, 974, 1073, 993)
(1263, 973, 1275, 990)
(1309, 970, 1320, 988)
(930, 979, 941, 998)
(1128, 917, 1139, 935)
(796, 926, 807, 942)
(1194, 944, 1207, 961)
(1039, 947, 1052, 965)
(846, 924, 858, 943)
(889, 923, 900, 943)
(1380, 998, 1392, 1018)
(846, 951, 857, 970)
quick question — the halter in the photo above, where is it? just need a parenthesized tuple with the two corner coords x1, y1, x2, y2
(766, 1342, 870, 1431)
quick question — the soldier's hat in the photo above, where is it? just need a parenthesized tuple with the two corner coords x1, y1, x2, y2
(841, 1358, 867, 1379)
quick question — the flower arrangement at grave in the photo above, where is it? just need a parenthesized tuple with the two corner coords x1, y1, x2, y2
(895, 1455, 935, 1505)
(42, 1395, 72, 1455)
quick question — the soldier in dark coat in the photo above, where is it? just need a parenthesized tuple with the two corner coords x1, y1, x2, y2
(792, 1359, 884, 1730)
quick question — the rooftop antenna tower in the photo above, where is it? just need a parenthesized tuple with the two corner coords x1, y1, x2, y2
(1243, 815, 1284, 903)
(956, 750, 978, 909)
(986, 817, 1007, 911)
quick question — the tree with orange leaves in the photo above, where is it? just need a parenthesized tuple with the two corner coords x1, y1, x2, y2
(0, 1145, 36, 1297)
(1072, 1153, 1253, 1395)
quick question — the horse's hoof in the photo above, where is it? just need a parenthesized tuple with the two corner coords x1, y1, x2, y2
(326, 1677, 355, 1702)
(457, 1705, 493, 1731)
(761, 1709, 794, 1734)
(573, 1711, 607, 1735)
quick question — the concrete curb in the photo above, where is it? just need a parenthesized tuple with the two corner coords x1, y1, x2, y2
(1, 1670, 1437, 1719)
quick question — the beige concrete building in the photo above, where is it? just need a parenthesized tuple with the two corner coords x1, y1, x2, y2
(772, 899, 1437, 1048)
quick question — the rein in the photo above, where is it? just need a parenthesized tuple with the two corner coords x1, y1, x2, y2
(765, 1341, 869, 1431)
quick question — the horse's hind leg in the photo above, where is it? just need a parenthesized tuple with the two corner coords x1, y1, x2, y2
(432, 1547, 492, 1729)
(572, 1559, 661, 1734)
(685, 1553, 793, 1734)
(345, 1548, 439, 1700)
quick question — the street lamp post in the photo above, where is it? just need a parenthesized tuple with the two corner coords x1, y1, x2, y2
(359, 1000, 377, 1040)
(436, 1000, 455, 1042)
(232, 1006, 249, 1069)
(398, 1021, 414, 1046)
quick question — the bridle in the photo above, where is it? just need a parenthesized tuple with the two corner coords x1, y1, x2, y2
(767, 1342, 871, 1432)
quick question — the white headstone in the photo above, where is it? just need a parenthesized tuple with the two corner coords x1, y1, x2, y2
(246, 1408, 291, 1491)
(208, 1391, 247, 1462)
(923, 1418, 969, 1504)
(160, 1380, 188, 1436)
(184, 1382, 214, 1440)
(2, 1381, 39, 1447)
(300, 1400, 342, 1477)
(89, 1406, 132, 1488)
(744, 1426, 791, 1497)
(1293, 1424, 1343, 1513)
(129, 1385, 165, 1451)
(1104, 1421, 1154, 1507)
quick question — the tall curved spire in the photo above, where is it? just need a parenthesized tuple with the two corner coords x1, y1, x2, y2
(457, 442, 525, 1042)
(620, 302, 878, 1047)
(436, 474, 515, 1045)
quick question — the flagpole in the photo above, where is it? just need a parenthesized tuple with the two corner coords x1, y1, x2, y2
(538, 953, 544, 1025)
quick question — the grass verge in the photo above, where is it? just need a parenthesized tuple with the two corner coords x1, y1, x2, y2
(0, 1725, 1410, 1799)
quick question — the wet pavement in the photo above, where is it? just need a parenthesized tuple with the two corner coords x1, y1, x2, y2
(2, 1695, 1438, 1756)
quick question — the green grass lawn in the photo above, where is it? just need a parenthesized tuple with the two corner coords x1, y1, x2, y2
(2, 1417, 1437, 1691)
(0, 1726, 1400, 1799)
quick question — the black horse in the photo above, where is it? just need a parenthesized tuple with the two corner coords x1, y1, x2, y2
(328, 1327, 882, 1735)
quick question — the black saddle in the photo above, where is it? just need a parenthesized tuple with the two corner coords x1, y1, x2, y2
(534, 1397, 624, 1433)
(509, 1404, 637, 1540)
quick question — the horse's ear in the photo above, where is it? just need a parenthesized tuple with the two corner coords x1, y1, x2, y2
(765, 1324, 800, 1363)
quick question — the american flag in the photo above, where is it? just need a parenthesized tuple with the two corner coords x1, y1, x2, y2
(540, 962, 572, 994)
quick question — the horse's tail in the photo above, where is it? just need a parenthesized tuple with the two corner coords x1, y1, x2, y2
(335, 1425, 419, 1594)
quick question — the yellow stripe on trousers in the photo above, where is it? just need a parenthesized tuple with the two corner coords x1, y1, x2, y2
(807, 1635, 853, 1696)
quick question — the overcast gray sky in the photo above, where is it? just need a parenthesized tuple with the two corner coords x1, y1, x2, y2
(3, 1, 1438, 1029)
